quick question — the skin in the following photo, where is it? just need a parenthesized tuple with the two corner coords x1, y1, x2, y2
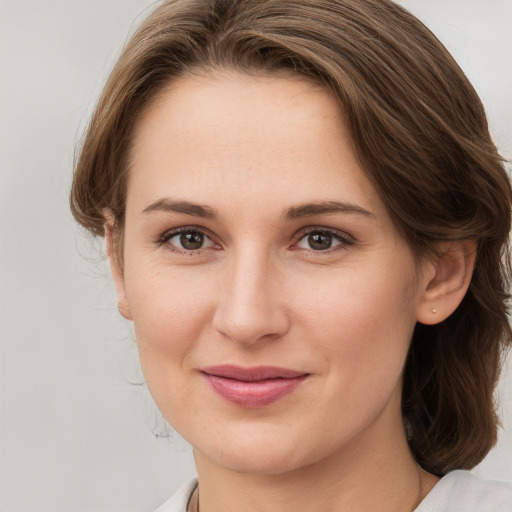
(108, 71, 474, 511)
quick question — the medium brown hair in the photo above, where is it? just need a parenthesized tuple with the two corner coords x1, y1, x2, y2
(70, 0, 512, 475)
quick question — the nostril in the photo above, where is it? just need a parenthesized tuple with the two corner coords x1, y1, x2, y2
(212, 262, 290, 344)
(213, 306, 290, 346)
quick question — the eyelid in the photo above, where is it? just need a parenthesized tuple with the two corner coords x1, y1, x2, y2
(291, 226, 355, 251)
(154, 224, 354, 253)
(156, 225, 221, 252)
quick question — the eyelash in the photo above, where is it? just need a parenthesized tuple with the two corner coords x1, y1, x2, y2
(155, 226, 354, 255)
(155, 226, 220, 255)
(292, 227, 355, 253)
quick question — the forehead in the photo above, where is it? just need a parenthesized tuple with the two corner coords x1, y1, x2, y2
(127, 71, 382, 218)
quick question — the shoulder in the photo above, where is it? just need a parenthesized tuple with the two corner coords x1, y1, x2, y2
(153, 478, 198, 512)
(416, 470, 512, 512)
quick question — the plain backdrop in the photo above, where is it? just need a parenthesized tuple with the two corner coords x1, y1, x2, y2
(0, 1, 511, 511)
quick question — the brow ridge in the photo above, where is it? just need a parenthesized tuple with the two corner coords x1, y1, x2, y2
(141, 198, 373, 221)
(284, 201, 374, 220)
(142, 199, 217, 219)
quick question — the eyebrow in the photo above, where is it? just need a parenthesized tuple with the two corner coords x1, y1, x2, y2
(141, 198, 373, 221)
(284, 201, 374, 220)
(142, 199, 217, 219)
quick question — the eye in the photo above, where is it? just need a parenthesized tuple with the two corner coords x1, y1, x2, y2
(294, 229, 352, 251)
(159, 228, 217, 253)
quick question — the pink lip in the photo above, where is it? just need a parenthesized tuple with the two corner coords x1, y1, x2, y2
(201, 365, 309, 408)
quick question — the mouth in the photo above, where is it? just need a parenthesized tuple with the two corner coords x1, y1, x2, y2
(200, 365, 309, 408)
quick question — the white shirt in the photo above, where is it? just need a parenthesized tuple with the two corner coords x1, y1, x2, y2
(414, 470, 512, 512)
(154, 470, 512, 512)
(154, 478, 197, 512)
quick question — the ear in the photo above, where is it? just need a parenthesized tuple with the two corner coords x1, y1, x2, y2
(104, 218, 132, 321)
(416, 240, 477, 325)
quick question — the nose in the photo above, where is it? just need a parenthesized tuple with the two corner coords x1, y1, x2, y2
(212, 249, 290, 346)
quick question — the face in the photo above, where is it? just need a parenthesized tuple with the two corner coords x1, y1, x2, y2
(113, 72, 432, 475)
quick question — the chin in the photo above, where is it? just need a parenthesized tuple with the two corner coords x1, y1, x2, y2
(192, 427, 319, 476)
(213, 449, 306, 476)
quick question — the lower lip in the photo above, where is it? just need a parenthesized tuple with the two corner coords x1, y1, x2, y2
(202, 374, 308, 408)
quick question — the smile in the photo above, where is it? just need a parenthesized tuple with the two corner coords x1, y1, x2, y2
(200, 365, 309, 408)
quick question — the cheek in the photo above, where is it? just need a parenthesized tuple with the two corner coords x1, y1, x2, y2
(125, 252, 212, 335)
(123, 260, 215, 393)
(133, 298, 206, 356)
(294, 260, 417, 337)
(292, 262, 418, 384)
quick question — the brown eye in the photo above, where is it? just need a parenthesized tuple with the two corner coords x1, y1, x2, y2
(295, 229, 352, 252)
(180, 231, 204, 250)
(163, 229, 216, 252)
(307, 232, 333, 250)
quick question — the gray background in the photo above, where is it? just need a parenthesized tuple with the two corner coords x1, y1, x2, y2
(1, 1, 511, 511)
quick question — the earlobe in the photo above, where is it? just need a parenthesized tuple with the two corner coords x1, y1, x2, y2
(104, 220, 132, 321)
(416, 240, 477, 325)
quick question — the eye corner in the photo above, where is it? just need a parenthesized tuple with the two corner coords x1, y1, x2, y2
(291, 226, 355, 253)
(155, 226, 222, 254)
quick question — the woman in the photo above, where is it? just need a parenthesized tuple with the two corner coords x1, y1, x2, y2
(70, 0, 512, 510)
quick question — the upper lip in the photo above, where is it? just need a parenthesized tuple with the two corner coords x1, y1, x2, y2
(201, 365, 308, 382)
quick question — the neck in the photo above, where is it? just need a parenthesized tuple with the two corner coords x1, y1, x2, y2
(192, 417, 438, 512)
